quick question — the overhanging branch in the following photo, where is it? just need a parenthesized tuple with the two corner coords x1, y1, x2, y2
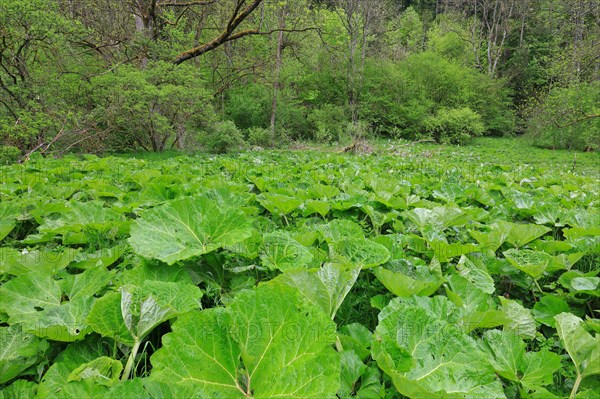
(174, 0, 264, 64)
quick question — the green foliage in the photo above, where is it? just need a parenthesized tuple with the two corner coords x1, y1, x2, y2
(308, 104, 348, 142)
(149, 283, 340, 398)
(0, 146, 20, 165)
(0, 100, 599, 399)
(245, 126, 272, 147)
(425, 107, 485, 144)
(200, 120, 246, 154)
(361, 52, 513, 138)
(93, 61, 215, 152)
(224, 84, 271, 130)
(526, 82, 600, 151)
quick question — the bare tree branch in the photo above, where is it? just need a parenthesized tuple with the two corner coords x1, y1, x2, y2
(174, 0, 263, 64)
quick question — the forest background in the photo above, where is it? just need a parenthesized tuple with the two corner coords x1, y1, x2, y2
(0, 0, 598, 161)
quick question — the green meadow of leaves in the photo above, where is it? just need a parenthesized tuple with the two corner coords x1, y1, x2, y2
(0, 142, 598, 398)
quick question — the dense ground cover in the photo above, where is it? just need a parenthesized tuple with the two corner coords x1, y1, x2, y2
(0, 139, 599, 398)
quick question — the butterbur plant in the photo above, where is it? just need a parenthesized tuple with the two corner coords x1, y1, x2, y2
(0, 144, 598, 398)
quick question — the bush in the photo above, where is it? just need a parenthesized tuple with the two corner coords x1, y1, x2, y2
(308, 104, 348, 142)
(0, 145, 21, 165)
(526, 82, 600, 151)
(200, 121, 245, 154)
(224, 84, 271, 130)
(92, 61, 215, 152)
(246, 126, 272, 147)
(425, 107, 485, 144)
(360, 53, 514, 139)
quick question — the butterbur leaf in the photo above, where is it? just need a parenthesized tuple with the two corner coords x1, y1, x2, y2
(555, 313, 600, 380)
(129, 195, 254, 265)
(500, 297, 536, 340)
(66, 266, 113, 301)
(339, 350, 368, 399)
(428, 241, 479, 262)
(87, 292, 135, 346)
(107, 378, 151, 399)
(23, 296, 94, 342)
(0, 271, 61, 324)
(37, 339, 111, 398)
(445, 275, 506, 332)
(0, 324, 49, 384)
(469, 227, 509, 252)
(1, 248, 79, 276)
(120, 281, 202, 340)
(68, 356, 123, 386)
(0, 379, 38, 399)
(274, 260, 361, 319)
(455, 255, 495, 294)
(260, 231, 314, 271)
(355, 366, 382, 399)
(483, 330, 560, 388)
(0, 202, 20, 241)
(304, 199, 331, 217)
(373, 264, 443, 298)
(338, 323, 373, 362)
(501, 221, 551, 249)
(503, 248, 552, 280)
(558, 271, 600, 296)
(333, 238, 390, 269)
(150, 283, 340, 398)
(257, 193, 302, 215)
(320, 219, 364, 243)
(372, 296, 505, 399)
(533, 296, 570, 328)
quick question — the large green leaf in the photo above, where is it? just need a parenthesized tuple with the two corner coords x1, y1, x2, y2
(500, 297, 536, 340)
(67, 356, 123, 387)
(445, 275, 507, 332)
(503, 248, 552, 280)
(274, 260, 362, 319)
(150, 283, 340, 398)
(23, 297, 94, 342)
(0, 324, 49, 384)
(454, 255, 495, 294)
(259, 231, 314, 271)
(372, 296, 506, 399)
(333, 238, 390, 269)
(320, 219, 365, 243)
(1, 248, 80, 276)
(87, 292, 135, 346)
(257, 193, 302, 215)
(428, 241, 479, 262)
(0, 202, 20, 241)
(555, 313, 600, 380)
(37, 339, 112, 398)
(121, 281, 202, 341)
(338, 323, 373, 362)
(129, 195, 254, 264)
(532, 296, 570, 328)
(373, 260, 444, 298)
(0, 379, 38, 399)
(483, 329, 561, 389)
(500, 221, 551, 249)
(0, 272, 62, 324)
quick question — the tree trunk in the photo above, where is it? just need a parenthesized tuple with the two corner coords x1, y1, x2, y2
(270, 5, 288, 143)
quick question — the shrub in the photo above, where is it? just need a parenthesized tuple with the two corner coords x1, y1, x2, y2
(200, 121, 245, 154)
(425, 107, 485, 144)
(224, 84, 271, 130)
(308, 104, 348, 142)
(92, 61, 215, 152)
(246, 126, 272, 147)
(526, 82, 600, 151)
(0, 146, 21, 165)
